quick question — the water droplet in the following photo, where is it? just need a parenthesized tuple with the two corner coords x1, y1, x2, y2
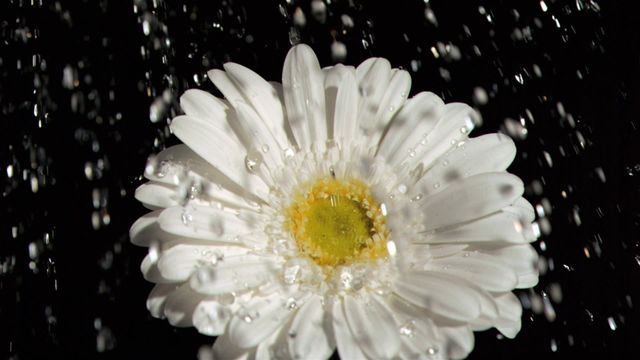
(283, 148, 295, 158)
(261, 144, 270, 153)
(339, 269, 353, 290)
(238, 308, 260, 323)
(540, 0, 549, 12)
(181, 210, 193, 225)
(194, 302, 231, 336)
(245, 149, 263, 173)
(283, 261, 301, 285)
(399, 320, 416, 337)
(148, 242, 160, 262)
(386, 241, 397, 256)
(142, 20, 151, 35)
(285, 297, 298, 310)
(472, 86, 488, 105)
(210, 217, 224, 236)
(331, 41, 347, 62)
(149, 97, 166, 123)
(426, 346, 439, 356)
(397, 184, 408, 194)
(503, 118, 528, 139)
(144, 155, 158, 177)
(380, 203, 388, 216)
(311, 0, 327, 23)
(156, 160, 168, 178)
(91, 211, 101, 230)
(195, 266, 216, 285)
(293, 7, 306, 27)
(288, 27, 301, 45)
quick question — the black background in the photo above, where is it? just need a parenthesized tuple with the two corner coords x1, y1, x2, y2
(1, 0, 640, 359)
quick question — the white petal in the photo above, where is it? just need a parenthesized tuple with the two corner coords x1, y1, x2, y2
(268, 81, 298, 146)
(439, 326, 474, 360)
(282, 44, 327, 149)
(135, 182, 176, 209)
(420, 172, 524, 231)
(395, 271, 483, 322)
(387, 296, 443, 356)
(369, 69, 412, 143)
(143, 145, 258, 210)
(355, 58, 391, 136)
(423, 211, 535, 245)
(170, 114, 270, 201)
(163, 283, 206, 327)
(220, 63, 289, 147)
(232, 101, 285, 170)
(189, 255, 275, 295)
(426, 253, 519, 292)
(377, 92, 444, 166)
(192, 300, 233, 336)
(132, 211, 257, 249)
(180, 89, 231, 133)
(492, 292, 523, 338)
(212, 335, 253, 360)
(474, 244, 539, 288)
(505, 197, 536, 222)
(227, 293, 297, 348)
(287, 296, 334, 360)
(323, 65, 355, 140)
(146, 284, 177, 318)
(416, 103, 477, 168)
(203, 69, 283, 165)
(158, 205, 262, 242)
(343, 295, 401, 359)
(156, 243, 250, 282)
(130, 210, 166, 246)
(420, 244, 467, 258)
(392, 103, 476, 180)
(332, 70, 359, 144)
(332, 300, 368, 360)
(255, 325, 290, 360)
(414, 133, 516, 195)
(141, 253, 173, 284)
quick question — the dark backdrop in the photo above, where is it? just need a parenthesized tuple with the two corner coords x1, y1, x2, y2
(1, 0, 639, 359)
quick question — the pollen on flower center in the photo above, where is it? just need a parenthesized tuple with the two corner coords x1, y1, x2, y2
(285, 177, 390, 267)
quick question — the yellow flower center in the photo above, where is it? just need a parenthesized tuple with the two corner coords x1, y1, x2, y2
(286, 177, 389, 267)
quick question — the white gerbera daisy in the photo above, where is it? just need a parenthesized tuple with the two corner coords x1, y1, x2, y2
(131, 44, 539, 360)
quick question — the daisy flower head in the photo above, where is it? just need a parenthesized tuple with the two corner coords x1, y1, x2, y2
(132, 44, 539, 360)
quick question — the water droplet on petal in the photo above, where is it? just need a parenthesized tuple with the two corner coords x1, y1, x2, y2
(399, 320, 416, 337)
(181, 210, 193, 225)
(426, 347, 439, 356)
(285, 297, 298, 310)
(283, 260, 302, 285)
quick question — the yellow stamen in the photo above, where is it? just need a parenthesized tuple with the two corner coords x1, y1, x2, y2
(286, 177, 389, 266)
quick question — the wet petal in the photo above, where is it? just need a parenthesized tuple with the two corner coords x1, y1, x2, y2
(282, 44, 327, 149)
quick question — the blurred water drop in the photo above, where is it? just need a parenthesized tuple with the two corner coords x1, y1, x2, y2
(472, 86, 488, 105)
(293, 7, 306, 27)
(331, 41, 347, 62)
(503, 118, 528, 140)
